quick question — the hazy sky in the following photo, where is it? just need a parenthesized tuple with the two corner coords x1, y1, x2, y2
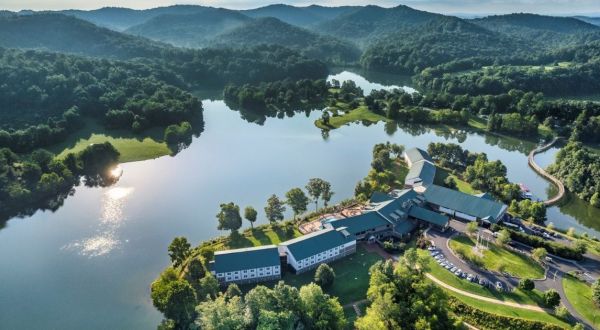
(1, 0, 599, 16)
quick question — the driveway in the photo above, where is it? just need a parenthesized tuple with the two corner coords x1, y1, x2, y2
(426, 220, 596, 329)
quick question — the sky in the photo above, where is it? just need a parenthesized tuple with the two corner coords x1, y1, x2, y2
(1, 0, 599, 16)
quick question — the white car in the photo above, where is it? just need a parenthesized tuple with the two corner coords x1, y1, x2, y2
(495, 281, 504, 290)
(450, 267, 457, 272)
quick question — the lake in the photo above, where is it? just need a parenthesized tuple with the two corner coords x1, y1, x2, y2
(0, 71, 598, 329)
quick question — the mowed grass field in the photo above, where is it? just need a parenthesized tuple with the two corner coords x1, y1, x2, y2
(50, 119, 171, 163)
(449, 235, 545, 279)
(562, 274, 600, 329)
(282, 246, 382, 305)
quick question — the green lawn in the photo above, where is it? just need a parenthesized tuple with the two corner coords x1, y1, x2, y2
(418, 249, 545, 306)
(281, 246, 382, 305)
(315, 106, 387, 129)
(207, 225, 303, 251)
(449, 235, 545, 279)
(50, 119, 171, 163)
(433, 168, 480, 195)
(562, 274, 600, 328)
(443, 288, 571, 329)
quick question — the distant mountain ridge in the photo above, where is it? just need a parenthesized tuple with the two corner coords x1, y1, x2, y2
(0, 13, 169, 59)
(242, 4, 359, 27)
(212, 17, 361, 64)
(125, 8, 250, 48)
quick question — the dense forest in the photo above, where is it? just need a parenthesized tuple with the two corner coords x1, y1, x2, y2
(549, 142, 600, 207)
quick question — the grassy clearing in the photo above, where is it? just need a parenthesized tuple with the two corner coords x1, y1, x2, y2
(206, 225, 303, 251)
(449, 235, 545, 279)
(315, 105, 387, 129)
(51, 119, 171, 163)
(442, 287, 571, 329)
(418, 250, 545, 306)
(282, 246, 382, 305)
(562, 274, 600, 328)
(433, 168, 480, 195)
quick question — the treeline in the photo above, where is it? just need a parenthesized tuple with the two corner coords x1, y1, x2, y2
(223, 79, 329, 124)
(0, 48, 203, 153)
(548, 142, 600, 207)
(0, 143, 120, 221)
(354, 142, 405, 200)
(508, 229, 584, 260)
(355, 253, 462, 329)
(360, 16, 538, 74)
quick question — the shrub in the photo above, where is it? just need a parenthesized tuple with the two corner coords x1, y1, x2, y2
(509, 230, 582, 260)
(593, 279, 600, 307)
(543, 289, 561, 308)
(314, 263, 335, 288)
(447, 297, 563, 330)
(518, 278, 535, 291)
(554, 305, 569, 320)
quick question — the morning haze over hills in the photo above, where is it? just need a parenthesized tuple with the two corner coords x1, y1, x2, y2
(1, 4, 599, 65)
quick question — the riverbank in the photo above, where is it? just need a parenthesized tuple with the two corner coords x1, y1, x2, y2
(528, 138, 565, 206)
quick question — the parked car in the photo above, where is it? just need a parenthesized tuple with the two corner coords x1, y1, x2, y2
(495, 281, 504, 291)
(479, 278, 488, 286)
(466, 274, 474, 281)
(431, 251, 439, 256)
(450, 267, 457, 272)
(460, 272, 468, 278)
(428, 246, 436, 251)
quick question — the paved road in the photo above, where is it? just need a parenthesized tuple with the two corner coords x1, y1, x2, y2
(426, 220, 597, 329)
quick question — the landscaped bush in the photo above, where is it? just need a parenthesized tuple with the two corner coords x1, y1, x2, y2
(509, 230, 583, 260)
(447, 297, 564, 330)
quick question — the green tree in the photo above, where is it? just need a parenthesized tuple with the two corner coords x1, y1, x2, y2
(217, 202, 242, 235)
(197, 275, 219, 301)
(200, 246, 215, 262)
(151, 271, 197, 328)
(244, 206, 258, 229)
(168, 237, 191, 267)
(356, 260, 458, 330)
(592, 279, 600, 307)
(444, 176, 458, 190)
(257, 310, 294, 330)
(225, 283, 242, 299)
(285, 188, 309, 219)
(466, 221, 478, 236)
(320, 180, 333, 208)
(554, 305, 570, 319)
(306, 178, 325, 210)
(314, 263, 335, 288)
(496, 229, 511, 246)
(518, 278, 535, 291)
(591, 192, 600, 207)
(321, 111, 330, 126)
(195, 295, 249, 329)
(573, 240, 587, 255)
(78, 142, 120, 176)
(187, 258, 205, 281)
(299, 283, 346, 329)
(543, 289, 561, 308)
(265, 194, 286, 224)
(532, 247, 548, 263)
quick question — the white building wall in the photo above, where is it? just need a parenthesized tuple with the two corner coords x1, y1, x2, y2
(214, 265, 281, 284)
(287, 240, 357, 273)
(455, 211, 477, 221)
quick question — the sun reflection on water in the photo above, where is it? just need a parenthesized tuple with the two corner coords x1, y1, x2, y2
(62, 186, 134, 257)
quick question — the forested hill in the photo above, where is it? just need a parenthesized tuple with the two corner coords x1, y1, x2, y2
(574, 16, 600, 27)
(0, 13, 169, 59)
(241, 4, 358, 27)
(315, 5, 443, 44)
(125, 8, 250, 48)
(60, 5, 211, 31)
(472, 13, 600, 46)
(212, 17, 361, 64)
(360, 16, 535, 74)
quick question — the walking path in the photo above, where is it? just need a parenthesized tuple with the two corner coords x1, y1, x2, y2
(528, 137, 565, 206)
(425, 273, 547, 312)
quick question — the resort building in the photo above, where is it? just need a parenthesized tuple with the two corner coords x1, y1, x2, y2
(208, 147, 506, 285)
(328, 188, 450, 242)
(403, 147, 436, 188)
(278, 227, 356, 273)
(421, 184, 508, 224)
(210, 245, 281, 285)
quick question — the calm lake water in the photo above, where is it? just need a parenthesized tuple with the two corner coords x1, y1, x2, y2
(0, 71, 598, 330)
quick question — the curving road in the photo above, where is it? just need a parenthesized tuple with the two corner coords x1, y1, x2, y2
(528, 137, 565, 206)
